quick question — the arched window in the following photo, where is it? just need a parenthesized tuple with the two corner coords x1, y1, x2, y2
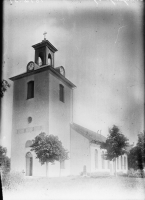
(121, 156, 123, 169)
(48, 54, 52, 66)
(102, 151, 105, 169)
(108, 160, 110, 169)
(117, 157, 119, 169)
(25, 140, 33, 148)
(38, 52, 44, 66)
(27, 81, 34, 99)
(95, 149, 98, 169)
(38, 57, 42, 66)
(124, 156, 126, 170)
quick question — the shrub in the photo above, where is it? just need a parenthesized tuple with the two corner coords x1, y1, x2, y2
(127, 169, 145, 178)
(2, 171, 24, 190)
(136, 169, 145, 178)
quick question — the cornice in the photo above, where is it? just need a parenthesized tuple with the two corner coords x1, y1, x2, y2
(9, 65, 76, 89)
(32, 40, 58, 53)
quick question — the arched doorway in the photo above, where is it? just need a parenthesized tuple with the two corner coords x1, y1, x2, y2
(26, 152, 33, 176)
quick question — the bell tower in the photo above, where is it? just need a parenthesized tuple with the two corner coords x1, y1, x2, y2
(32, 32, 57, 67)
(10, 33, 76, 177)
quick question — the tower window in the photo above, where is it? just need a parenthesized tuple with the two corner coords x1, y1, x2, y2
(38, 57, 42, 66)
(38, 52, 44, 66)
(48, 54, 52, 66)
(59, 84, 64, 102)
(27, 81, 34, 99)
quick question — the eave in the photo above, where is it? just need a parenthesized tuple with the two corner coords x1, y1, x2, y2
(32, 40, 58, 53)
(9, 65, 76, 89)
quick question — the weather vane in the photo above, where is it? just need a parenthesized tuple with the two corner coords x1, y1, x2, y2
(43, 31, 47, 40)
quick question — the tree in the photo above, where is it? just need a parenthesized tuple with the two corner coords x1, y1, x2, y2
(128, 146, 138, 170)
(136, 131, 145, 167)
(30, 132, 69, 177)
(1, 79, 10, 98)
(128, 131, 145, 177)
(101, 125, 129, 176)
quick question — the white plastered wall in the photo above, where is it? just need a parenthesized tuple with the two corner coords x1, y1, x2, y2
(90, 144, 128, 174)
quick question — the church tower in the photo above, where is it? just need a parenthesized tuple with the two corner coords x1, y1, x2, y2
(10, 35, 76, 177)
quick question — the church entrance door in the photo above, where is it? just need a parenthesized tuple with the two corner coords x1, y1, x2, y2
(26, 152, 33, 176)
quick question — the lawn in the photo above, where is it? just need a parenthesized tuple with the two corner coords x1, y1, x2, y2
(3, 175, 145, 200)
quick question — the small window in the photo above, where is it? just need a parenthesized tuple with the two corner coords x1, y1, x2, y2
(27, 81, 34, 99)
(59, 84, 64, 102)
(95, 149, 98, 169)
(25, 140, 33, 148)
(60, 160, 65, 169)
(28, 117, 32, 124)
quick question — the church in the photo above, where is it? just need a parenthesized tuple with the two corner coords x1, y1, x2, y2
(10, 35, 128, 177)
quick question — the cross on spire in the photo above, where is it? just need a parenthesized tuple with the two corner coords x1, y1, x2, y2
(43, 31, 47, 40)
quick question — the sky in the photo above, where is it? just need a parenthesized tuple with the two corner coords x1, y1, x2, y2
(1, 0, 144, 157)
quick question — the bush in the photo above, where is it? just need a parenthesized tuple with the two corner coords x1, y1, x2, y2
(127, 169, 145, 178)
(2, 171, 24, 190)
(136, 169, 145, 178)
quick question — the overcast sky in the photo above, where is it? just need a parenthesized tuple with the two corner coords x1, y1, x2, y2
(1, 0, 144, 157)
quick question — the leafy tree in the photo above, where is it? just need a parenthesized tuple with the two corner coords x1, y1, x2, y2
(30, 132, 69, 177)
(128, 146, 138, 170)
(101, 125, 129, 176)
(128, 131, 145, 177)
(1, 79, 10, 98)
(136, 131, 145, 166)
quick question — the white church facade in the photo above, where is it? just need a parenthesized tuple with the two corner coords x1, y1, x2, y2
(10, 37, 128, 177)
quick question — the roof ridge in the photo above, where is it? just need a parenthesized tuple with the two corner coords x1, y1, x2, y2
(71, 123, 106, 143)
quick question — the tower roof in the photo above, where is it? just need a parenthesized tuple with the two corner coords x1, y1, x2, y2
(32, 39, 58, 53)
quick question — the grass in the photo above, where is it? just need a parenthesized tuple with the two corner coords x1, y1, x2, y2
(2, 174, 145, 200)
